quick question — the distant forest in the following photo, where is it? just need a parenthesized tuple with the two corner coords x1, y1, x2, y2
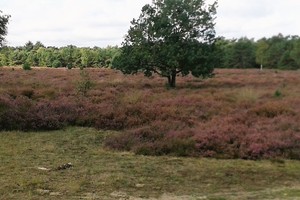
(0, 42, 120, 69)
(215, 34, 300, 70)
(0, 33, 300, 70)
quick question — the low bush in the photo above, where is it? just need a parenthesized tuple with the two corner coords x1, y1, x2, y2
(105, 113, 300, 160)
(20, 89, 35, 99)
(0, 95, 84, 131)
(251, 102, 294, 118)
(52, 60, 62, 68)
(104, 125, 165, 151)
(22, 62, 31, 70)
(274, 89, 282, 98)
(1, 97, 47, 130)
(133, 138, 196, 157)
(76, 70, 93, 96)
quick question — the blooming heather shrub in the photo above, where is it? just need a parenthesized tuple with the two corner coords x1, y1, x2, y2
(133, 138, 196, 157)
(104, 132, 134, 151)
(105, 124, 194, 157)
(94, 101, 186, 130)
(0, 95, 15, 130)
(20, 89, 35, 99)
(274, 115, 300, 132)
(0, 95, 32, 130)
(0, 96, 61, 131)
(154, 130, 196, 156)
(193, 123, 249, 159)
(25, 104, 64, 131)
(37, 88, 57, 100)
(0, 95, 84, 131)
(240, 131, 300, 159)
(94, 103, 127, 130)
(105, 113, 300, 159)
(251, 102, 295, 118)
(25, 97, 82, 130)
(0, 95, 10, 112)
(104, 126, 165, 151)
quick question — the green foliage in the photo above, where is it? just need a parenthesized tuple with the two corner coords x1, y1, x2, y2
(264, 34, 298, 69)
(22, 62, 31, 70)
(80, 48, 97, 67)
(216, 37, 257, 68)
(67, 63, 73, 69)
(113, 0, 217, 87)
(76, 70, 93, 96)
(0, 11, 10, 46)
(0, 43, 120, 69)
(1, 24, 300, 72)
(255, 39, 269, 69)
(60, 45, 78, 68)
(274, 89, 282, 98)
(230, 38, 257, 68)
(290, 39, 300, 66)
(215, 34, 300, 70)
(24, 41, 34, 51)
(52, 59, 61, 68)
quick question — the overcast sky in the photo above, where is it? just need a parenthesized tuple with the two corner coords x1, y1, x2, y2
(1, 0, 300, 47)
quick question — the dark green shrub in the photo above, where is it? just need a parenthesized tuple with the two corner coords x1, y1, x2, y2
(22, 62, 31, 70)
(67, 63, 73, 69)
(274, 89, 282, 98)
(76, 70, 93, 96)
(52, 60, 61, 68)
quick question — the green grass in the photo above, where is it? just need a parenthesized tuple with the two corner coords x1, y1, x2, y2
(1, 127, 300, 200)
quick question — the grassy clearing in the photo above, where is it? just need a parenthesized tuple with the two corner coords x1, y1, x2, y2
(1, 127, 300, 200)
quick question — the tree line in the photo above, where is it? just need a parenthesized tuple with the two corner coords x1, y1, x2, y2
(215, 34, 300, 70)
(1, 34, 299, 70)
(0, 41, 120, 68)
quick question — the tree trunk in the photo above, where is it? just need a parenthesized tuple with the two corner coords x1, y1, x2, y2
(167, 70, 176, 88)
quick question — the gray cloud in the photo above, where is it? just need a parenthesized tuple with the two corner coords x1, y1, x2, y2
(1, 0, 300, 47)
(216, 0, 300, 39)
(2, 0, 150, 47)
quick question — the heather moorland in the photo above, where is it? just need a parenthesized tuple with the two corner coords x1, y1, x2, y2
(1, 67, 300, 199)
(1, 67, 299, 160)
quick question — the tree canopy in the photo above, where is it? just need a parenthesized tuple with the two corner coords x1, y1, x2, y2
(0, 11, 10, 47)
(215, 34, 300, 70)
(113, 0, 218, 87)
(0, 41, 120, 68)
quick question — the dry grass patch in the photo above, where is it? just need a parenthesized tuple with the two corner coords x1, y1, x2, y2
(1, 127, 300, 199)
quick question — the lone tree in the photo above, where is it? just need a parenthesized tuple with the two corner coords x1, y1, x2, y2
(113, 0, 218, 87)
(0, 11, 10, 47)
